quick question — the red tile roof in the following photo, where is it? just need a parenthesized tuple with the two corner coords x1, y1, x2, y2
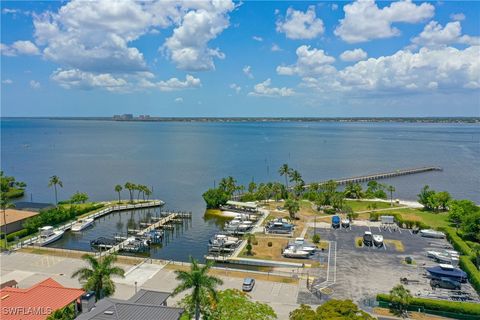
(0, 278, 84, 320)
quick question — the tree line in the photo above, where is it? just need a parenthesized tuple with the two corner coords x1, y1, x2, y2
(202, 164, 396, 219)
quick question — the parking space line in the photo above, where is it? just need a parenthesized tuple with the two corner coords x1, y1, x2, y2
(409, 229, 413, 235)
(383, 243, 387, 251)
(377, 226, 382, 233)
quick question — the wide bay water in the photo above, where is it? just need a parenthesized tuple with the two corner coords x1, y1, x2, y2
(1, 119, 479, 261)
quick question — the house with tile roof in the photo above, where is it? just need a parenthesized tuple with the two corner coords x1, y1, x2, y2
(0, 278, 85, 320)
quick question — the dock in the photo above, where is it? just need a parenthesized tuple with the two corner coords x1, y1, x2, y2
(316, 166, 442, 186)
(17, 200, 165, 249)
(98, 211, 192, 256)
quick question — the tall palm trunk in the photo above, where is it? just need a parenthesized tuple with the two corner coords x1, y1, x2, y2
(54, 184, 58, 205)
(195, 302, 200, 320)
(285, 176, 288, 190)
(3, 208, 7, 249)
(117, 192, 121, 203)
(390, 190, 393, 207)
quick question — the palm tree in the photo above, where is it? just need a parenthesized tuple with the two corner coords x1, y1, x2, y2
(1, 195, 14, 249)
(172, 257, 223, 320)
(284, 199, 300, 219)
(114, 185, 122, 203)
(144, 186, 152, 200)
(387, 185, 396, 207)
(124, 182, 134, 202)
(289, 169, 302, 185)
(278, 164, 291, 190)
(48, 175, 63, 205)
(71, 254, 125, 301)
(389, 284, 412, 318)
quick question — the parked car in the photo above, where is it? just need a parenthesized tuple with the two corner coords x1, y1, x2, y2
(242, 278, 255, 292)
(430, 277, 461, 290)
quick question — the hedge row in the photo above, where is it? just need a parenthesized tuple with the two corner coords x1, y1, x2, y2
(6, 228, 30, 242)
(439, 227, 474, 256)
(460, 256, 480, 294)
(377, 294, 480, 315)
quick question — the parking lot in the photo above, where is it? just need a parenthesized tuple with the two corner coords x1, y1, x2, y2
(307, 223, 480, 304)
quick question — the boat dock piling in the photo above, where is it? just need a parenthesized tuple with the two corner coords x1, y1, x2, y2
(97, 211, 189, 256)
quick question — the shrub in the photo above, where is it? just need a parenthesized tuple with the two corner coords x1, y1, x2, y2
(324, 208, 336, 215)
(357, 239, 363, 247)
(405, 257, 413, 264)
(312, 234, 320, 244)
(377, 294, 480, 316)
(267, 241, 273, 247)
(369, 212, 379, 221)
(6, 228, 30, 242)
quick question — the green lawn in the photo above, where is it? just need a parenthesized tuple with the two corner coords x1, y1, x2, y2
(345, 199, 402, 212)
(374, 207, 450, 229)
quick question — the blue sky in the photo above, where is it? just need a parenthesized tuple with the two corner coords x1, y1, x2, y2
(1, 0, 479, 117)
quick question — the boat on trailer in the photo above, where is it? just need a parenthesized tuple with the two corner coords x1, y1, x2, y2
(420, 229, 446, 239)
(373, 234, 384, 247)
(283, 246, 310, 259)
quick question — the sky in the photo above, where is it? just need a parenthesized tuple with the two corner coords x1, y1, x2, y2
(1, 0, 479, 117)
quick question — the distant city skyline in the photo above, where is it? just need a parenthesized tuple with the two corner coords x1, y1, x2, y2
(1, 0, 479, 117)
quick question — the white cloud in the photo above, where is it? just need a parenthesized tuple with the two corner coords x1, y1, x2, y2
(51, 68, 200, 93)
(411, 21, 480, 48)
(271, 43, 282, 52)
(335, 0, 434, 43)
(243, 65, 253, 78)
(1, 40, 39, 56)
(229, 83, 241, 93)
(175, 97, 183, 103)
(30, 80, 40, 89)
(320, 46, 479, 93)
(248, 79, 294, 97)
(2, 8, 18, 14)
(276, 6, 324, 40)
(336, 46, 480, 91)
(2, 79, 13, 84)
(252, 36, 263, 42)
(450, 13, 465, 21)
(331, 4, 339, 11)
(141, 74, 201, 92)
(163, 1, 235, 71)
(340, 48, 367, 62)
(51, 69, 128, 91)
(276, 45, 335, 77)
(29, 0, 233, 91)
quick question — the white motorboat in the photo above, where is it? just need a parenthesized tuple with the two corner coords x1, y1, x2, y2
(71, 218, 94, 232)
(341, 218, 350, 228)
(210, 234, 239, 247)
(36, 226, 64, 246)
(301, 245, 317, 254)
(373, 234, 384, 247)
(294, 237, 304, 245)
(427, 251, 459, 265)
(283, 247, 310, 259)
(420, 229, 446, 239)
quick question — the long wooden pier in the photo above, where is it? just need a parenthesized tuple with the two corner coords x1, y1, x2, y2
(313, 166, 442, 186)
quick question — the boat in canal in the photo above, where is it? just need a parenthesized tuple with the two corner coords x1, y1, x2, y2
(36, 226, 64, 246)
(71, 218, 94, 232)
